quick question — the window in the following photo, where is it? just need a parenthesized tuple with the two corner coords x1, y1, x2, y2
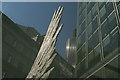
(103, 29, 119, 57)
(103, 35, 111, 56)
(100, 6, 107, 22)
(103, 35, 110, 47)
(108, 11, 117, 31)
(101, 19, 109, 39)
(87, 11, 92, 25)
(105, 56, 119, 78)
(88, 37, 93, 53)
(94, 44, 101, 56)
(87, 2, 95, 13)
(99, 2, 105, 9)
(88, 51, 94, 63)
(77, 59, 86, 77)
(88, 23, 93, 37)
(88, 30, 99, 51)
(110, 30, 119, 52)
(77, 35, 82, 49)
(81, 20, 86, 32)
(77, 46, 85, 64)
(81, 3, 87, 11)
(117, 4, 120, 12)
(92, 16, 98, 33)
(92, 3, 97, 19)
(88, 44, 101, 69)
(106, 2, 114, 16)
(88, 51, 94, 69)
(79, 15, 82, 26)
(81, 9, 86, 22)
(92, 31, 99, 49)
(81, 32, 85, 44)
(77, 24, 81, 36)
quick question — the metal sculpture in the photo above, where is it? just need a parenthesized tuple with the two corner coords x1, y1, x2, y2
(26, 6, 64, 79)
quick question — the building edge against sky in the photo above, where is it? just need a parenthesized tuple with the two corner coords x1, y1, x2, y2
(2, 13, 44, 78)
(2, 12, 74, 78)
(1, 1, 120, 79)
(75, 2, 120, 78)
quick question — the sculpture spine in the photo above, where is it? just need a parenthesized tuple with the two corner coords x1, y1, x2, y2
(26, 6, 64, 79)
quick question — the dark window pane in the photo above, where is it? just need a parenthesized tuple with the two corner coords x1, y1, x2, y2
(77, 35, 82, 49)
(103, 30, 120, 57)
(79, 15, 82, 26)
(88, 51, 94, 64)
(88, 45, 101, 70)
(81, 32, 85, 44)
(77, 59, 86, 77)
(106, 2, 114, 16)
(100, 6, 107, 22)
(108, 11, 117, 31)
(88, 37, 93, 53)
(92, 4, 97, 19)
(87, 2, 95, 13)
(87, 11, 92, 25)
(110, 30, 120, 52)
(101, 19, 109, 39)
(88, 30, 99, 52)
(92, 31, 99, 48)
(77, 24, 82, 36)
(94, 45, 101, 57)
(102, 11, 117, 39)
(103, 35, 111, 57)
(117, 3, 120, 12)
(81, 20, 86, 33)
(81, 3, 87, 11)
(88, 23, 93, 37)
(92, 16, 98, 32)
(81, 9, 86, 22)
(99, 2, 105, 10)
(77, 45, 86, 64)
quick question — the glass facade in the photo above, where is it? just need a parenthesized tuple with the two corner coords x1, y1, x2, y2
(76, 2, 120, 78)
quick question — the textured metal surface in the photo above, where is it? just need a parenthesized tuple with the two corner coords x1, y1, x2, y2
(26, 6, 64, 79)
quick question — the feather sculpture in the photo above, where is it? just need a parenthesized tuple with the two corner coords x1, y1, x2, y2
(26, 6, 64, 79)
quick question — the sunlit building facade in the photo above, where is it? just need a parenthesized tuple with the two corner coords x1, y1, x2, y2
(76, 2, 120, 78)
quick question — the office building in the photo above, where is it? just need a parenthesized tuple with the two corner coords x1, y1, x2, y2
(2, 13, 74, 78)
(2, 13, 43, 78)
(76, 2, 120, 78)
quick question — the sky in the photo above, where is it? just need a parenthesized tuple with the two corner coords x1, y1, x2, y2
(2, 2, 77, 58)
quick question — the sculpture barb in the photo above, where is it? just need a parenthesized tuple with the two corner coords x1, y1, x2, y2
(26, 6, 64, 79)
